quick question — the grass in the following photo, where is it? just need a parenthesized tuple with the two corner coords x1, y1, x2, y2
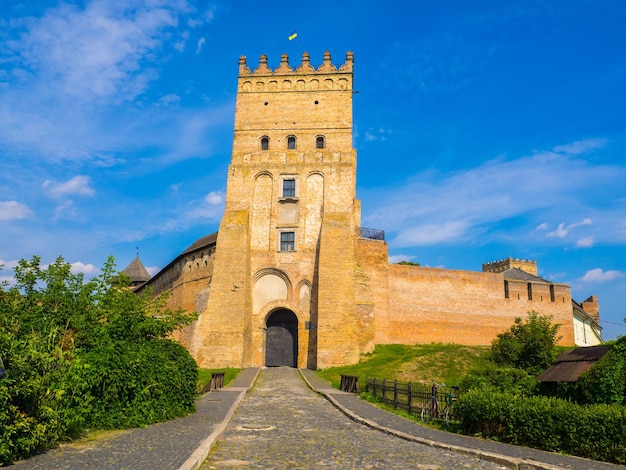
(197, 368, 242, 392)
(317, 343, 490, 388)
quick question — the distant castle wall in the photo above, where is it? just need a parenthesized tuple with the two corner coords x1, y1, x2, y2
(380, 264, 575, 346)
(482, 257, 538, 275)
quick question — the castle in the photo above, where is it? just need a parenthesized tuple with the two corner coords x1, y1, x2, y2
(127, 51, 602, 369)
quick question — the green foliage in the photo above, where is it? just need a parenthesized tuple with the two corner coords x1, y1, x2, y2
(490, 311, 560, 375)
(575, 337, 626, 405)
(396, 260, 420, 266)
(0, 256, 198, 465)
(455, 389, 626, 464)
(460, 363, 536, 396)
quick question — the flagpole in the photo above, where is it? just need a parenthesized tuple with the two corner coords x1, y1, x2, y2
(289, 30, 298, 58)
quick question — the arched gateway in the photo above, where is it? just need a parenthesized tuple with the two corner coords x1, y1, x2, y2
(265, 309, 298, 367)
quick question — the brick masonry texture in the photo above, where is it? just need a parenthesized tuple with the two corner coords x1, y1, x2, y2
(144, 51, 582, 369)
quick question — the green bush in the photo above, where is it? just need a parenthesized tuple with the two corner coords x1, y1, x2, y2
(491, 311, 560, 375)
(460, 363, 536, 396)
(0, 256, 198, 465)
(575, 337, 626, 405)
(455, 389, 626, 464)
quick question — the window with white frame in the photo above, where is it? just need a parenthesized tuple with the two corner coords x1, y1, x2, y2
(280, 231, 295, 251)
(282, 178, 296, 197)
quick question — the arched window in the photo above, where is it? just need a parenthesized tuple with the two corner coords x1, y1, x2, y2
(287, 135, 296, 150)
(316, 135, 325, 149)
(260, 136, 269, 150)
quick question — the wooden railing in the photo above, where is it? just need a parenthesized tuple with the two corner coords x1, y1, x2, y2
(365, 378, 459, 422)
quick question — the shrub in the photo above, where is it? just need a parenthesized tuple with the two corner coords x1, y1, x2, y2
(0, 256, 198, 465)
(455, 389, 626, 464)
(460, 363, 536, 396)
(575, 337, 626, 405)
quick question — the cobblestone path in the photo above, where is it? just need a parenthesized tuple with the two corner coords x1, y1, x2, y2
(201, 368, 504, 469)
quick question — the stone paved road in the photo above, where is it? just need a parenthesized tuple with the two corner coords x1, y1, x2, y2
(201, 368, 504, 469)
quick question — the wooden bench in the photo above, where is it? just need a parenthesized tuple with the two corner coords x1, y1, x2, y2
(340, 374, 359, 393)
(202, 371, 225, 393)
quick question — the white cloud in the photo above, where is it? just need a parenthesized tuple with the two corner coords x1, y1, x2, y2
(160, 94, 181, 106)
(553, 138, 607, 155)
(196, 37, 206, 54)
(547, 218, 592, 239)
(205, 191, 223, 205)
(0, 201, 33, 220)
(53, 201, 76, 221)
(363, 128, 389, 142)
(70, 261, 100, 276)
(389, 254, 417, 263)
(576, 236, 594, 248)
(362, 144, 624, 247)
(0, 1, 220, 167)
(579, 268, 624, 283)
(0, 259, 19, 270)
(43, 175, 95, 198)
(395, 221, 469, 246)
(547, 222, 568, 238)
(11, 1, 184, 102)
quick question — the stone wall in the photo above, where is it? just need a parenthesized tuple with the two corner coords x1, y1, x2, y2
(385, 265, 575, 346)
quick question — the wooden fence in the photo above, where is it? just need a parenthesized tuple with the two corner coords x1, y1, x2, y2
(365, 378, 459, 422)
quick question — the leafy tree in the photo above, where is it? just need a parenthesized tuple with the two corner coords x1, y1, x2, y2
(0, 256, 198, 465)
(396, 260, 420, 266)
(490, 311, 560, 375)
(574, 337, 626, 405)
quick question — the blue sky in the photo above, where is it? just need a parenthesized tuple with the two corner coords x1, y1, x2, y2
(1, 0, 625, 340)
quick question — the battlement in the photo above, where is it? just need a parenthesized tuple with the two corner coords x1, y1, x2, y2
(239, 51, 354, 76)
(482, 257, 538, 276)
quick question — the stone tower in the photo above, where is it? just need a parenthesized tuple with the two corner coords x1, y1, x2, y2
(190, 51, 365, 369)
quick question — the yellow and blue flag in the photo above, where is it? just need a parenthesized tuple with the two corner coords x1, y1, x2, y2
(288, 30, 298, 41)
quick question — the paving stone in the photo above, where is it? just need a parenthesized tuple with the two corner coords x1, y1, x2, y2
(201, 368, 503, 469)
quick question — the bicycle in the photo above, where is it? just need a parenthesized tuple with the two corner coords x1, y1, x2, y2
(420, 382, 443, 423)
(442, 386, 459, 426)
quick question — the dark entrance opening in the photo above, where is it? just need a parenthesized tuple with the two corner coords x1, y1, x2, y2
(265, 309, 298, 367)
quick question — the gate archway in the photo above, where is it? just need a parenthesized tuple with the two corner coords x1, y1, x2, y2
(265, 309, 298, 367)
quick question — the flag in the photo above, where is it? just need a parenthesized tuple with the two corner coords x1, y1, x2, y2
(288, 31, 298, 41)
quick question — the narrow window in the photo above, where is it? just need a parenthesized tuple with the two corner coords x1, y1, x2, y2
(504, 280, 509, 299)
(280, 232, 295, 251)
(261, 136, 269, 150)
(287, 135, 296, 149)
(316, 135, 325, 149)
(527, 283, 533, 301)
(549, 284, 555, 302)
(283, 179, 296, 197)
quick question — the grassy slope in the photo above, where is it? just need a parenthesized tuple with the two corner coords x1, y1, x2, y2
(317, 343, 490, 388)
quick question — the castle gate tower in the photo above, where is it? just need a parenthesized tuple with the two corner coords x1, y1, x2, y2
(190, 51, 366, 368)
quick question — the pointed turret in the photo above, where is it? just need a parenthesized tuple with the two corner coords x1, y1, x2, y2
(122, 256, 151, 289)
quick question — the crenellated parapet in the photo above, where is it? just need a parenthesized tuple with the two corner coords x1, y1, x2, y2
(482, 257, 538, 276)
(239, 51, 354, 76)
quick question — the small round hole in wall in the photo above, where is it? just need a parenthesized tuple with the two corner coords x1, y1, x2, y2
(314, 100, 319, 105)
(264, 102, 268, 105)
